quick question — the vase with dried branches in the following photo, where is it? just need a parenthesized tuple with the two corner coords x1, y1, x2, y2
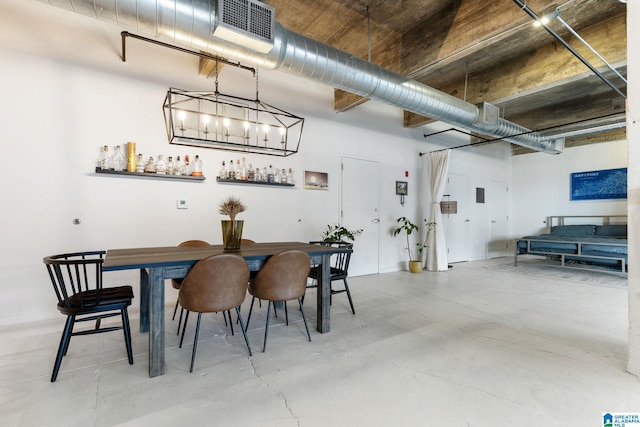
(219, 196, 246, 251)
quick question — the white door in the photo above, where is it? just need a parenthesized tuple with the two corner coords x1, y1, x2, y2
(489, 180, 510, 258)
(441, 173, 470, 263)
(341, 156, 379, 276)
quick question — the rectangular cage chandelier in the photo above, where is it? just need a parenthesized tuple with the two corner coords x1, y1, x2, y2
(163, 87, 305, 157)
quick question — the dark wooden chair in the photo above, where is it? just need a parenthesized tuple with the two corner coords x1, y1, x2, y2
(177, 253, 252, 372)
(246, 250, 311, 352)
(172, 240, 210, 334)
(43, 250, 134, 382)
(307, 241, 355, 314)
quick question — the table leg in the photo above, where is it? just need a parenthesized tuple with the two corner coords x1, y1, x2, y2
(316, 253, 331, 333)
(139, 268, 149, 333)
(148, 267, 166, 377)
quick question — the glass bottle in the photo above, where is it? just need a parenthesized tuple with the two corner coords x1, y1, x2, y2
(136, 153, 145, 173)
(247, 163, 255, 181)
(254, 165, 261, 182)
(235, 159, 241, 180)
(286, 168, 294, 184)
(183, 155, 190, 176)
(240, 157, 247, 180)
(228, 160, 235, 180)
(281, 168, 287, 184)
(175, 155, 184, 175)
(262, 167, 268, 182)
(192, 155, 203, 176)
(155, 155, 167, 174)
(274, 168, 282, 184)
(267, 165, 274, 183)
(100, 145, 111, 170)
(219, 161, 228, 179)
(112, 145, 126, 171)
(166, 156, 175, 175)
(144, 157, 156, 173)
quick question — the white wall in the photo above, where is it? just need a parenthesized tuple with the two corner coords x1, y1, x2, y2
(4, 1, 630, 331)
(0, 2, 438, 325)
(511, 140, 628, 237)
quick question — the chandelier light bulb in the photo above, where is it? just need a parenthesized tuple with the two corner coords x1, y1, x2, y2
(243, 121, 250, 138)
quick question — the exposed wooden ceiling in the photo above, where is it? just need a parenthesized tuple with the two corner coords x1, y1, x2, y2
(258, 0, 627, 153)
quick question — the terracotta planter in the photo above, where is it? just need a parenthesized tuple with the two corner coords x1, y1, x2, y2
(408, 260, 423, 273)
(221, 220, 244, 251)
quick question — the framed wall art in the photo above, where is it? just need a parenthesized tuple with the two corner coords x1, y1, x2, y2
(570, 167, 627, 201)
(304, 170, 328, 190)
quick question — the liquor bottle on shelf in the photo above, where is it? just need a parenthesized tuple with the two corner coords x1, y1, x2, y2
(166, 156, 175, 175)
(136, 153, 145, 173)
(262, 167, 268, 182)
(144, 157, 156, 173)
(240, 157, 247, 180)
(274, 168, 282, 184)
(254, 165, 261, 182)
(267, 165, 274, 183)
(183, 155, 190, 176)
(175, 155, 184, 175)
(281, 169, 287, 184)
(235, 159, 241, 180)
(247, 163, 255, 181)
(112, 145, 126, 172)
(192, 155, 203, 177)
(228, 159, 235, 180)
(219, 161, 227, 179)
(155, 155, 167, 174)
(287, 168, 294, 184)
(100, 145, 111, 170)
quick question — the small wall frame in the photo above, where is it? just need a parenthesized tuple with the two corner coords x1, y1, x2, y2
(396, 181, 408, 195)
(396, 181, 408, 206)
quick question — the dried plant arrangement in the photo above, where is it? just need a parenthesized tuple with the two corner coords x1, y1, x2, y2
(218, 196, 246, 222)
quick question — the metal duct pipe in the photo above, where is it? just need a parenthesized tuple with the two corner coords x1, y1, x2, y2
(540, 115, 627, 141)
(36, 0, 560, 153)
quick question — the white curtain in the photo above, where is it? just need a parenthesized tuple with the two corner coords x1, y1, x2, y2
(425, 149, 451, 271)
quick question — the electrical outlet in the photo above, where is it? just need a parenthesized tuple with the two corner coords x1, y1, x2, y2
(177, 199, 188, 209)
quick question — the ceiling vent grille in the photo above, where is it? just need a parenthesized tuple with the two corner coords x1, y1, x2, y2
(214, 0, 275, 53)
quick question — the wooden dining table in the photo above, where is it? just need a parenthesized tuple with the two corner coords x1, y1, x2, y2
(103, 241, 350, 377)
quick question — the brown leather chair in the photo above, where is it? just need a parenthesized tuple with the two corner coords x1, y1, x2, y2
(172, 240, 209, 334)
(177, 253, 252, 372)
(246, 250, 312, 352)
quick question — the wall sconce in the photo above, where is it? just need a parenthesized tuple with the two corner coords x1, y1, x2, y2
(396, 181, 408, 206)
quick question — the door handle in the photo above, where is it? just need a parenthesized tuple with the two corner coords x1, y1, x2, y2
(465, 219, 470, 222)
(372, 218, 380, 223)
(491, 220, 497, 223)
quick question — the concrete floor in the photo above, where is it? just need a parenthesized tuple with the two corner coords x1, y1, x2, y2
(1, 257, 637, 427)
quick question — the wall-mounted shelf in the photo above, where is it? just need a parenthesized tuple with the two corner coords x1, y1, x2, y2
(216, 177, 294, 187)
(94, 167, 206, 181)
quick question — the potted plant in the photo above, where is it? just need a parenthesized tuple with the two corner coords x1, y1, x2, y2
(393, 217, 436, 273)
(219, 196, 246, 251)
(321, 223, 363, 242)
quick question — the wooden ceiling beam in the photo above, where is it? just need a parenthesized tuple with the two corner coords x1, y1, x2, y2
(404, 14, 626, 127)
(401, 0, 561, 78)
(504, 92, 626, 133)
